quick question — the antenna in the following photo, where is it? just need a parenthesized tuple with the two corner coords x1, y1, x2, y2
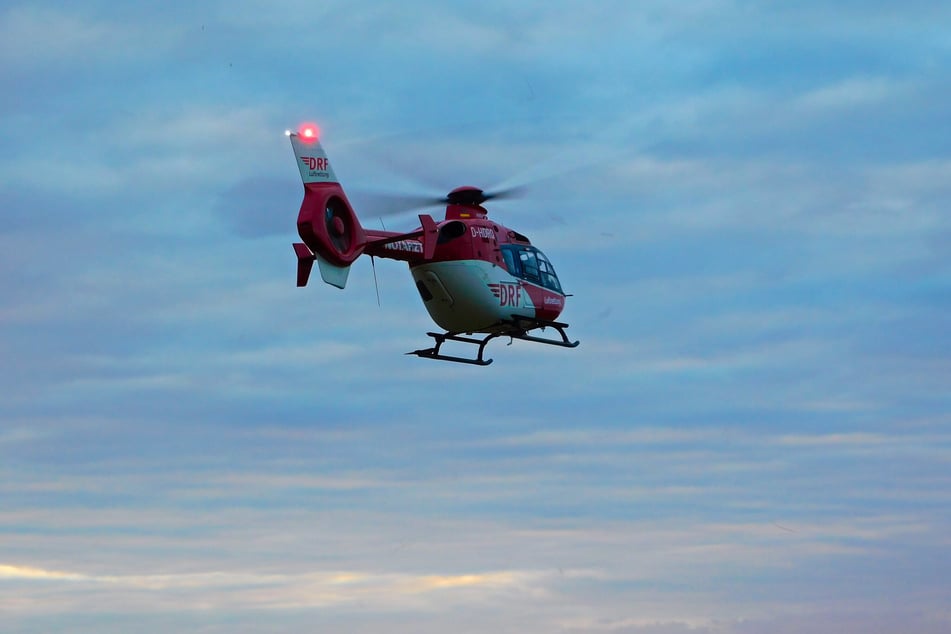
(371, 218, 386, 308)
(371, 255, 382, 308)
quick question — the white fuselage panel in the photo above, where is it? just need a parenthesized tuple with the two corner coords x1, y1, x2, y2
(411, 260, 536, 333)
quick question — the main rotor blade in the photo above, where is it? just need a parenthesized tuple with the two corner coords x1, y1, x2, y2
(481, 185, 526, 202)
(349, 183, 527, 222)
(349, 191, 445, 218)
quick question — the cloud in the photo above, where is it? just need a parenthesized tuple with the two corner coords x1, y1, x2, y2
(1, 2, 950, 633)
(0, 5, 184, 72)
(0, 560, 543, 614)
(794, 76, 904, 112)
(558, 610, 951, 634)
(214, 176, 300, 237)
(0, 564, 88, 581)
(0, 7, 118, 69)
(777, 432, 888, 447)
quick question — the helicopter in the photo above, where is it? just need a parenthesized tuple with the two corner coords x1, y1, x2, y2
(287, 122, 579, 366)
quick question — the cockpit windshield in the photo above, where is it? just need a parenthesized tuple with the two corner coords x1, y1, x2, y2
(500, 245, 563, 293)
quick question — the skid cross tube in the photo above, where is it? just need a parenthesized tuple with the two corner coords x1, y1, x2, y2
(408, 318, 579, 366)
(507, 316, 580, 349)
(408, 332, 502, 366)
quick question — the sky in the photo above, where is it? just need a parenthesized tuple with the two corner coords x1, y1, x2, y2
(1, 1, 950, 632)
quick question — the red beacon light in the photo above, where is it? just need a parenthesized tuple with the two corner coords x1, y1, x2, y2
(297, 122, 320, 143)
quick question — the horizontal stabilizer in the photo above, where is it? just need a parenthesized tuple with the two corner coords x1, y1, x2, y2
(316, 253, 351, 289)
(293, 242, 316, 287)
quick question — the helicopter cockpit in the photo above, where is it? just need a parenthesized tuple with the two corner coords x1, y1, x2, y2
(500, 244, 563, 293)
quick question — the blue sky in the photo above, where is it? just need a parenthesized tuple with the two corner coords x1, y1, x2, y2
(1, 1, 950, 632)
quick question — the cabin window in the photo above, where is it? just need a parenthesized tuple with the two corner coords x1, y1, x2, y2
(501, 247, 520, 276)
(416, 280, 434, 301)
(437, 221, 467, 244)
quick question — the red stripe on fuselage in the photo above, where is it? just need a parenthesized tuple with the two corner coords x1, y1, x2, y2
(519, 281, 565, 322)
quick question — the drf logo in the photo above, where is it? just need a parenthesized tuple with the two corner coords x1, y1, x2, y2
(488, 282, 521, 307)
(301, 156, 329, 171)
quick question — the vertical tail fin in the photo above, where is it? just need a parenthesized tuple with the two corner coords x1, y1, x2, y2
(287, 126, 365, 289)
(289, 127, 338, 184)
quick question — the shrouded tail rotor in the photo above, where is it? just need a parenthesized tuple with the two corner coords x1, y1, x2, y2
(296, 189, 365, 267)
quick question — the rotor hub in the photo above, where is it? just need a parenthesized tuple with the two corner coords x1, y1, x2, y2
(330, 215, 345, 236)
(446, 186, 487, 206)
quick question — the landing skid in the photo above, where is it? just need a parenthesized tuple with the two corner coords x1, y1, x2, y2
(408, 318, 579, 366)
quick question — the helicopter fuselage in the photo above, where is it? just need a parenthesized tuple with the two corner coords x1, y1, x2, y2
(364, 204, 567, 335)
(410, 259, 564, 334)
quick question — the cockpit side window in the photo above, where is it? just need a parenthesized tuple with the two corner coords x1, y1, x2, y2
(501, 246, 520, 275)
(499, 244, 562, 293)
(536, 252, 562, 293)
(519, 249, 540, 283)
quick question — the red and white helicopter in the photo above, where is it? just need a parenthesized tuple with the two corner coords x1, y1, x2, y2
(287, 122, 578, 365)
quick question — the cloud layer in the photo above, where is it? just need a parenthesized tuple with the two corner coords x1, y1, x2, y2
(2, 1, 949, 632)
